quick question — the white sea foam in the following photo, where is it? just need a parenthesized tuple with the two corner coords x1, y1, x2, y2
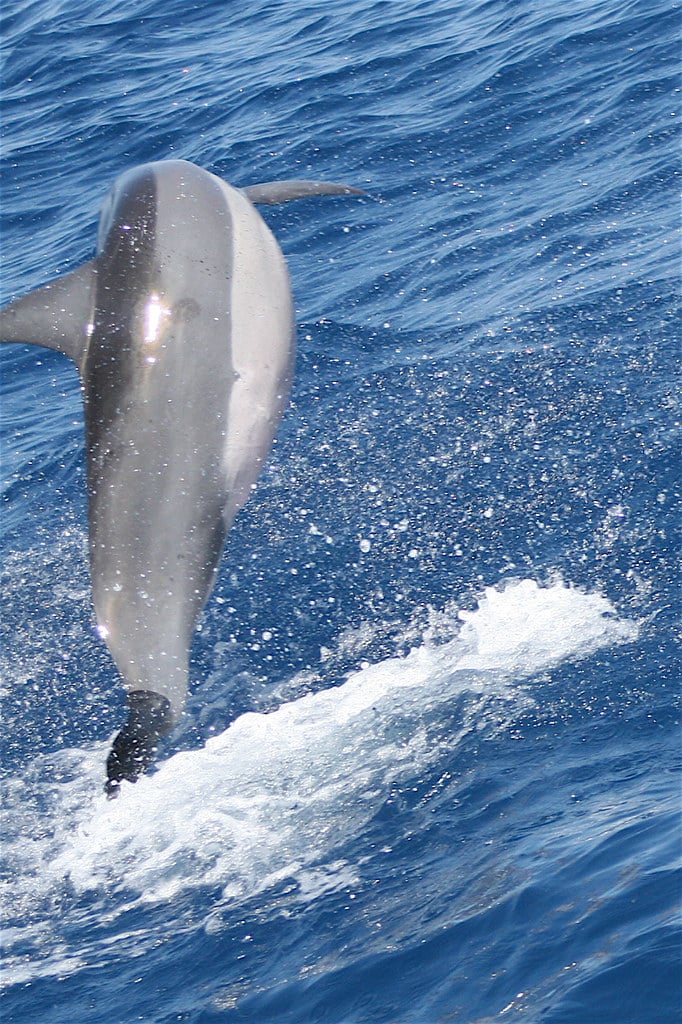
(0, 578, 637, 984)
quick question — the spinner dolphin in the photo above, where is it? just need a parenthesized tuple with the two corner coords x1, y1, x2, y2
(0, 159, 363, 795)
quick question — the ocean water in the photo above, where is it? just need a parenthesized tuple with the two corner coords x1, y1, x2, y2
(0, 0, 680, 1021)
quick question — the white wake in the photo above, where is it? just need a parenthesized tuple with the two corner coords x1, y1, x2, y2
(0, 578, 637, 984)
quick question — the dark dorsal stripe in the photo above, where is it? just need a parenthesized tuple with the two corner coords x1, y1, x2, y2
(85, 167, 158, 465)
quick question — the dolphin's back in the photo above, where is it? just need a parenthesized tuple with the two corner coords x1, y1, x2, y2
(86, 161, 295, 715)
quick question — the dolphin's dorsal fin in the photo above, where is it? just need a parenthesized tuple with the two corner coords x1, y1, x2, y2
(241, 180, 365, 206)
(0, 260, 97, 371)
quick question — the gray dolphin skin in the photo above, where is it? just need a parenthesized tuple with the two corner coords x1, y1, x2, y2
(0, 159, 363, 796)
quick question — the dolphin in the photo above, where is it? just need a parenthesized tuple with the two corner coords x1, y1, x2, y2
(0, 158, 363, 796)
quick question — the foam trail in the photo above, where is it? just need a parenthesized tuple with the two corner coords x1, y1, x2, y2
(0, 579, 637, 981)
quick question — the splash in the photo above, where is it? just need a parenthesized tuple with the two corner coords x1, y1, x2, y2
(0, 579, 637, 985)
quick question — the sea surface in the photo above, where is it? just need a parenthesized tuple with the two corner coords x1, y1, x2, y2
(0, 1, 680, 1022)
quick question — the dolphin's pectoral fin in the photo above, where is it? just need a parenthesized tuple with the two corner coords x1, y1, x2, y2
(0, 260, 97, 370)
(241, 180, 365, 206)
(105, 690, 174, 798)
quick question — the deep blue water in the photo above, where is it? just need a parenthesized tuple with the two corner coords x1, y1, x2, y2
(0, 1, 680, 1022)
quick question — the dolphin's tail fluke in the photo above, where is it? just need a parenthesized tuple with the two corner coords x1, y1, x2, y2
(105, 690, 175, 798)
(241, 179, 365, 205)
